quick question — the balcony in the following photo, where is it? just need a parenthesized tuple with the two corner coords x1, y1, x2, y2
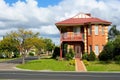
(61, 33, 84, 42)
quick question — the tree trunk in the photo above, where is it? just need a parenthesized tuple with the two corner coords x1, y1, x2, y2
(22, 52, 25, 64)
(38, 54, 40, 60)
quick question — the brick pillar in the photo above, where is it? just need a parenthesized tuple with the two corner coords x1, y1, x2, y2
(60, 43, 62, 59)
(105, 26, 108, 43)
(84, 27, 87, 53)
(60, 28, 62, 59)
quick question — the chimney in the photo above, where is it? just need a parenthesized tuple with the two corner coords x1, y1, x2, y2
(86, 13, 91, 17)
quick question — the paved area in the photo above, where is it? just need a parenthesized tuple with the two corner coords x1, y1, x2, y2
(0, 63, 18, 71)
(0, 56, 38, 71)
(75, 58, 87, 72)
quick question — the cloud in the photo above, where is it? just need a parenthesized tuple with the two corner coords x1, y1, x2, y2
(0, 0, 120, 45)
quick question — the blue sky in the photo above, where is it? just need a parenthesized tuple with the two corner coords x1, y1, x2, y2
(0, 0, 120, 45)
(4, 0, 62, 7)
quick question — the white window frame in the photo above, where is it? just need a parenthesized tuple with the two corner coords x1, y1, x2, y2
(95, 45, 99, 55)
(88, 26, 92, 35)
(95, 25, 99, 35)
(89, 45, 92, 53)
(102, 26, 104, 35)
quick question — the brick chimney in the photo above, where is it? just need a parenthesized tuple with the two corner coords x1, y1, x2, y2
(86, 13, 91, 17)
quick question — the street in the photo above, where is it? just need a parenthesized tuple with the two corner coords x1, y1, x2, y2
(0, 71, 120, 80)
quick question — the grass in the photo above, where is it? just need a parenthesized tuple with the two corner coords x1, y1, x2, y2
(85, 61, 120, 71)
(17, 59, 75, 71)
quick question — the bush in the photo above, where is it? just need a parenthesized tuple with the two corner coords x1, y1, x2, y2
(52, 47, 60, 59)
(65, 48, 74, 61)
(88, 51, 96, 61)
(69, 60, 75, 66)
(29, 52, 34, 56)
(98, 42, 114, 61)
(82, 52, 88, 60)
(114, 55, 120, 61)
(83, 60, 89, 66)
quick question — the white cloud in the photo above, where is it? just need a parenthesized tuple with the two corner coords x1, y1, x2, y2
(0, 0, 120, 45)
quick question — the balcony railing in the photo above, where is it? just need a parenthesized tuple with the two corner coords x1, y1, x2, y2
(61, 33, 84, 41)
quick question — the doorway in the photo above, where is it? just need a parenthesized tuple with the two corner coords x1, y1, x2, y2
(75, 45, 82, 59)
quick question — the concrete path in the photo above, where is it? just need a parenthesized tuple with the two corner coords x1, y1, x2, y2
(75, 58, 87, 72)
(0, 63, 18, 71)
(0, 56, 38, 71)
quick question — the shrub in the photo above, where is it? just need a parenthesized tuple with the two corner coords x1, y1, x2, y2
(69, 60, 75, 66)
(52, 47, 60, 59)
(88, 51, 96, 61)
(65, 48, 74, 61)
(82, 52, 88, 60)
(114, 55, 120, 61)
(98, 42, 114, 61)
(83, 60, 89, 66)
(29, 52, 34, 56)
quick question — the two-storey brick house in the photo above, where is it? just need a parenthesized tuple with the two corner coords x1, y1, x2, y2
(55, 13, 111, 59)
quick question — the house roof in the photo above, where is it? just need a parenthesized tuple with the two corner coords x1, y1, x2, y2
(55, 13, 112, 27)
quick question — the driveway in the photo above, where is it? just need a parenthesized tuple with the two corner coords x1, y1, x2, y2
(0, 56, 38, 71)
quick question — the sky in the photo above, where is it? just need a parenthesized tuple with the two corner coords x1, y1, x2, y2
(0, 0, 120, 45)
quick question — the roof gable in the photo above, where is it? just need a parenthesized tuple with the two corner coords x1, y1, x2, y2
(55, 13, 111, 26)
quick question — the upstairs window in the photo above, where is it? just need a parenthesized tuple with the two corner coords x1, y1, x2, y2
(95, 25, 99, 35)
(74, 27, 80, 34)
(102, 26, 104, 35)
(88, 26, 92, 35)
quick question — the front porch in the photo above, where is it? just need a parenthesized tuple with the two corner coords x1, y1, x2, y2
(60, 41, 84, 59)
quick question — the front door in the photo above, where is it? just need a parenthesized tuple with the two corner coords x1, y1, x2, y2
(75, 45, 81, 58)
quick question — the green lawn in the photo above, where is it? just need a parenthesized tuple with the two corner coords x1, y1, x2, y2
(86, 61, 120, 71)
(17, 59, 75, 71)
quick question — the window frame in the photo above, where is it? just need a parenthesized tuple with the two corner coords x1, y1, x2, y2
(88, 26, 92, 35)
(95, 45, 99, 55)
(101, 26, 104, 35)
(95, 25, 99, 35)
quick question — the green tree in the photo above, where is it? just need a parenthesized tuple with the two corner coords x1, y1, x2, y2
(5, 28, 39, 64)
(43, 38, 55, 54)
(108, 25, 120, 41)
(98, 42, 114, 61)
(0, 37, 18, 58)
(32, 37, 46, 59)
(113, 35, 120, 58)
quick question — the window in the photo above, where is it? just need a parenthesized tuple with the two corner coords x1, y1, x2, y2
(89, 45, 92, 53)
(102, 45, 104, 50)
(95, 25, 99, 35)
(102, 26, 104, 35)
(88, 26, 92, 35)
(95, 45, 99, 55)
(74, 27, 80, 34)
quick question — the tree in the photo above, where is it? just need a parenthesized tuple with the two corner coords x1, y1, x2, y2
(98, 42, 114, 61)
(113, 35, 120, 58)
(32, 37, 46, 59)
(43, 38, 55, 54)
(0, 37, 18, 58)
(5, 28, 39, 64)
(108, 25, 120, 41)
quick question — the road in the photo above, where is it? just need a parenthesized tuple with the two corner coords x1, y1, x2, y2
(0, 71, 120, 80)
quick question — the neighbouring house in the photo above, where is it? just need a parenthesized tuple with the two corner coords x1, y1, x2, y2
(55, 13, 111, 59)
